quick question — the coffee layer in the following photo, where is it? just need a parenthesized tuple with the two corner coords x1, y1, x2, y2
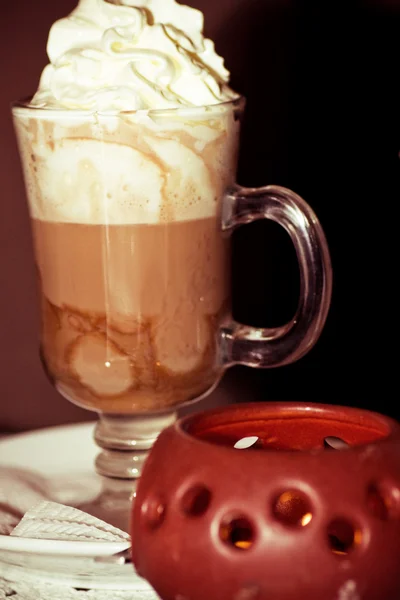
(33, 217, 230, 413)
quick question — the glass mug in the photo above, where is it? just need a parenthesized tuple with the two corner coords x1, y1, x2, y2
(12, 96, 332, 483)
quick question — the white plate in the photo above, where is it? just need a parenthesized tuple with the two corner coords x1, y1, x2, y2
(0, 422, 156, 593)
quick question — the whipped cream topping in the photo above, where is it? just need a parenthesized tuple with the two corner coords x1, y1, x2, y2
(31, 0, 235, 111)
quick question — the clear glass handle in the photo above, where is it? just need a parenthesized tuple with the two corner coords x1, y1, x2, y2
(220, 184, 332, 368)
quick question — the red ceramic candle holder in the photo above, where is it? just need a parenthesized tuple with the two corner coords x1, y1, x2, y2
(131, 402, 400, 600)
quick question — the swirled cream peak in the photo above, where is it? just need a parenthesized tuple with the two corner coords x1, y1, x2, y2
(31, 0, 234, 110)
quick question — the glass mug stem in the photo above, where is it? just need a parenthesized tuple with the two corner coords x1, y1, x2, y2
(80, 411, 177, 530)
(220, 184, 332, 368)
(94, 411, 177, 479)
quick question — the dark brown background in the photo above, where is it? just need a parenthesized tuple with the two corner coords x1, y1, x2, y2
(1, 0, 399, 431)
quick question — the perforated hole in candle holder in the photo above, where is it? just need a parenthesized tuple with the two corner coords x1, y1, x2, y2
(234, 436, 260, 449)
(327, 517, 362, 555)
(323, 436, 349, 450)
(141, 494, 167, 530)
(219, 516, 255, 550)
(366, 481, 400, 520)
(272, 490, 313, 527)
(181, 484, 212, 517)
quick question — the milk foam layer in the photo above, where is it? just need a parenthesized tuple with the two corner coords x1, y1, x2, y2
(14, 106, 240, 224)
(31, 0, 235, 111)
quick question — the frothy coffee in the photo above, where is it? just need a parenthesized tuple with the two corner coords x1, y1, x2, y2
(14, 105, 241, 413)
(15, 108, 238, 224)
(13, 0, 240, 413)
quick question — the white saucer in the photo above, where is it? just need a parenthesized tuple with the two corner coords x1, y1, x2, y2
(0, 422, 156, 593)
